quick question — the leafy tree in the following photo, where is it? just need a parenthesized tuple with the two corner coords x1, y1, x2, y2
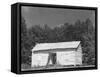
(21, 17, 32, 64)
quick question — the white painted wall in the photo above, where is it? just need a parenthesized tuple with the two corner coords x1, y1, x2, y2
(32, 47, 82, 67)
(57, 45, 82, 66)
(32, 53, 49, 67)
(57, 51, 76, 66)
(75, 45, 82, 65)
(32, 49, 80, 67)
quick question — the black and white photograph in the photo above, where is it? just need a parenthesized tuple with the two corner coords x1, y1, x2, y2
(20, 4, 97, 71)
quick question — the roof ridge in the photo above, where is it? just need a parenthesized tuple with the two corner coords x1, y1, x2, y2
(37, 41, 80, 44)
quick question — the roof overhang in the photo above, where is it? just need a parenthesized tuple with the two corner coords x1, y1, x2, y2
(32, 41, 81, 53)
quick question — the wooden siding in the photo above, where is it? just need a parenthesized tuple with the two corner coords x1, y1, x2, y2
(75, 45, 82, 65)
(31, 44, 82, 67)
(57, 51, 76, 65)
(31, 53, 48, 67)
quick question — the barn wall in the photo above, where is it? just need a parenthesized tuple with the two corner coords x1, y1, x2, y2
(75, 44, 82, 65)
(56, 50, 76, 66)
(31, 44, 82, 67)
(31, 53, 49, 67)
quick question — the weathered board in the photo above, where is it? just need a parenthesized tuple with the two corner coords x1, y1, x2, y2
(57, 45, 82, 66)
(32, 53, 48, 67)
(57, 51, 76, 65)
(75, 45, 82, 65)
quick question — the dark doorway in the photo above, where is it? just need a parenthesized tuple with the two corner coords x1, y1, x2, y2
(46, 53, 57, 66)
(52, 53, 56, 65)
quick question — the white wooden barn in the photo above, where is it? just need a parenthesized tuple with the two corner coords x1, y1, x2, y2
(31, 41, 82, 67)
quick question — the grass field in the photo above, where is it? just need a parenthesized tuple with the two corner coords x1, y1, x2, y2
(21, 64, 95, 71)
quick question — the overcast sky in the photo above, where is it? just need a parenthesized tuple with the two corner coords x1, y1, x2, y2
(21, 6, 95, 28)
